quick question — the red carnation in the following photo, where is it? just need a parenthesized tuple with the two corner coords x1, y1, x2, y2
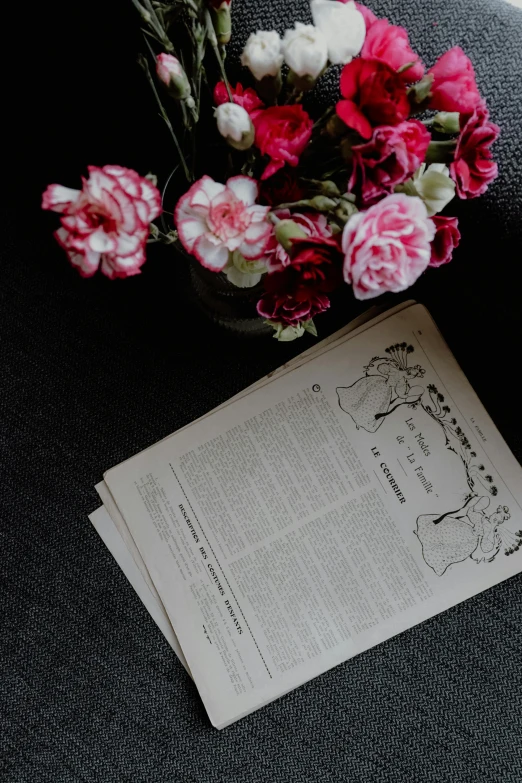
(429, 216, 461, 267)
(257, 235, 341, 326)
(259, 170, 305, 207)
(257, 268, 331, 327)
(361, 19, 424, 83)
(450, 103, 500, 199)
(289, 235, 343, 287)
(336, 58, 410, 140)
(213, 81, 264, 115)
(253, 105, 313, 180)
(349, 120, 431, 206)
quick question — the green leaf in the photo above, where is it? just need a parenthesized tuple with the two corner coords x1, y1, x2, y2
(303, 319, 318, 337)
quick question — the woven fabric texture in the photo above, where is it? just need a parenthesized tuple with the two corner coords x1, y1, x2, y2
(2, 0, 522, 781)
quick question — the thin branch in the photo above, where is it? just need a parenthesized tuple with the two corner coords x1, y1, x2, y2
(138, 52, 191, 182)
(204, 9, 232, 100)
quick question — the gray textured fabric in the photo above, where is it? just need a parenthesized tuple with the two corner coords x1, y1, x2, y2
(2, 0, 522, 781)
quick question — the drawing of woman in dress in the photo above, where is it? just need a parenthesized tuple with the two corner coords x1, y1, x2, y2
(415, 496, 511, 576)
(337, 343, 425, 433)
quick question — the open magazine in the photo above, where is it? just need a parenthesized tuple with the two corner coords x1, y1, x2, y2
(90, 302, 522, 728)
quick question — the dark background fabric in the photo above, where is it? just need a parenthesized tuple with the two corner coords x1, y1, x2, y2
(2, 0, 522, 781)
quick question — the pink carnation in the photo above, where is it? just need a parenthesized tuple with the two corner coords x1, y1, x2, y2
(264, 210, 332, 272)
(361, 18, 424, 83)
(213, 81, 264, 115)
(450, 103, 500, 199)
(41, 165, 162, 278)
(428, 47, 482, 114)
(175, 175, 271, 271)
(349, 120, 431, 206)
(342, 193, 435, 300)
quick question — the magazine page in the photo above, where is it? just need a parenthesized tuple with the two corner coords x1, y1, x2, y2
(104, 304, 522, 728)
(93, 302, 416, 647)
(88, 506, 191, 675)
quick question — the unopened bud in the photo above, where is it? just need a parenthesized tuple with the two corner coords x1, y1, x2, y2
(274, 219, 308, 251)
(210, 1, 232, 45)
(215, 103, 254, 150)
(316, 180, 341, 198)
(156, 53, 191, 101)
(432, 111, 460, 135)
(408, 74, 434, 106)
(334, 199, 358, 224)
(308, 195, 337, 211)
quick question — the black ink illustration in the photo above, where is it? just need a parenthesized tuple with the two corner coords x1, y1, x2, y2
(337, 344, 522, 574)
(337, 343, 425, 433)
(416, 497, 517, 576)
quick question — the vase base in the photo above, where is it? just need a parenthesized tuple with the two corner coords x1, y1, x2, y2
(189, 262, 272, 337)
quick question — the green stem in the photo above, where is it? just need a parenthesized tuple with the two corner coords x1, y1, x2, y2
(140, 0, 174, 51)
(205, 9, 233, 101)
(139, 53, 191, 182)
(425, 139, 458, 164)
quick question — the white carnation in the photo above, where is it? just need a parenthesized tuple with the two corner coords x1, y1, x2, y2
(241, 30, 284, 82)
(215, 103, 253, 144)
(311, 0, 365, 65)
(283, 23, 328, 80)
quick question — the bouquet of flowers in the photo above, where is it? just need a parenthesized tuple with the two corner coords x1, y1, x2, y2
(42, 0, 499, 341)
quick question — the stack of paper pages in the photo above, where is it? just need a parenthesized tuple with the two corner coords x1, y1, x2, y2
(90, 302, 522, 728)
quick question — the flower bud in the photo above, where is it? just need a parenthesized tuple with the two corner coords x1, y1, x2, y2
(334, 198, 358, 224)
(209, 0, 232, 45)
(308, 179, 341, 197)
(224, 251, 267, 288)
(274, 219, 308, 251)
(215, 103, 255, 150)
(267, 321, 306, 341)
(283, 23, 328, 86)
(408, 74, 434, 107)
(410, 163, 456, 216)
(432, 111, 460, 135)
(156, 53, 192, 101)
(241, 30, 284, 82)
(308, 195, 338, 211)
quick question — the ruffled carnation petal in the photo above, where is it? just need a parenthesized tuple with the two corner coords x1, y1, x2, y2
(191, 175, 227, 208)
(192, 235, 230, 271)
(177, 217, 207, 251)
(41, 185, 82, 213)
(226, 175, 258, 206)
(88, 228, 117, 253)
(336, 99, 373, 140)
